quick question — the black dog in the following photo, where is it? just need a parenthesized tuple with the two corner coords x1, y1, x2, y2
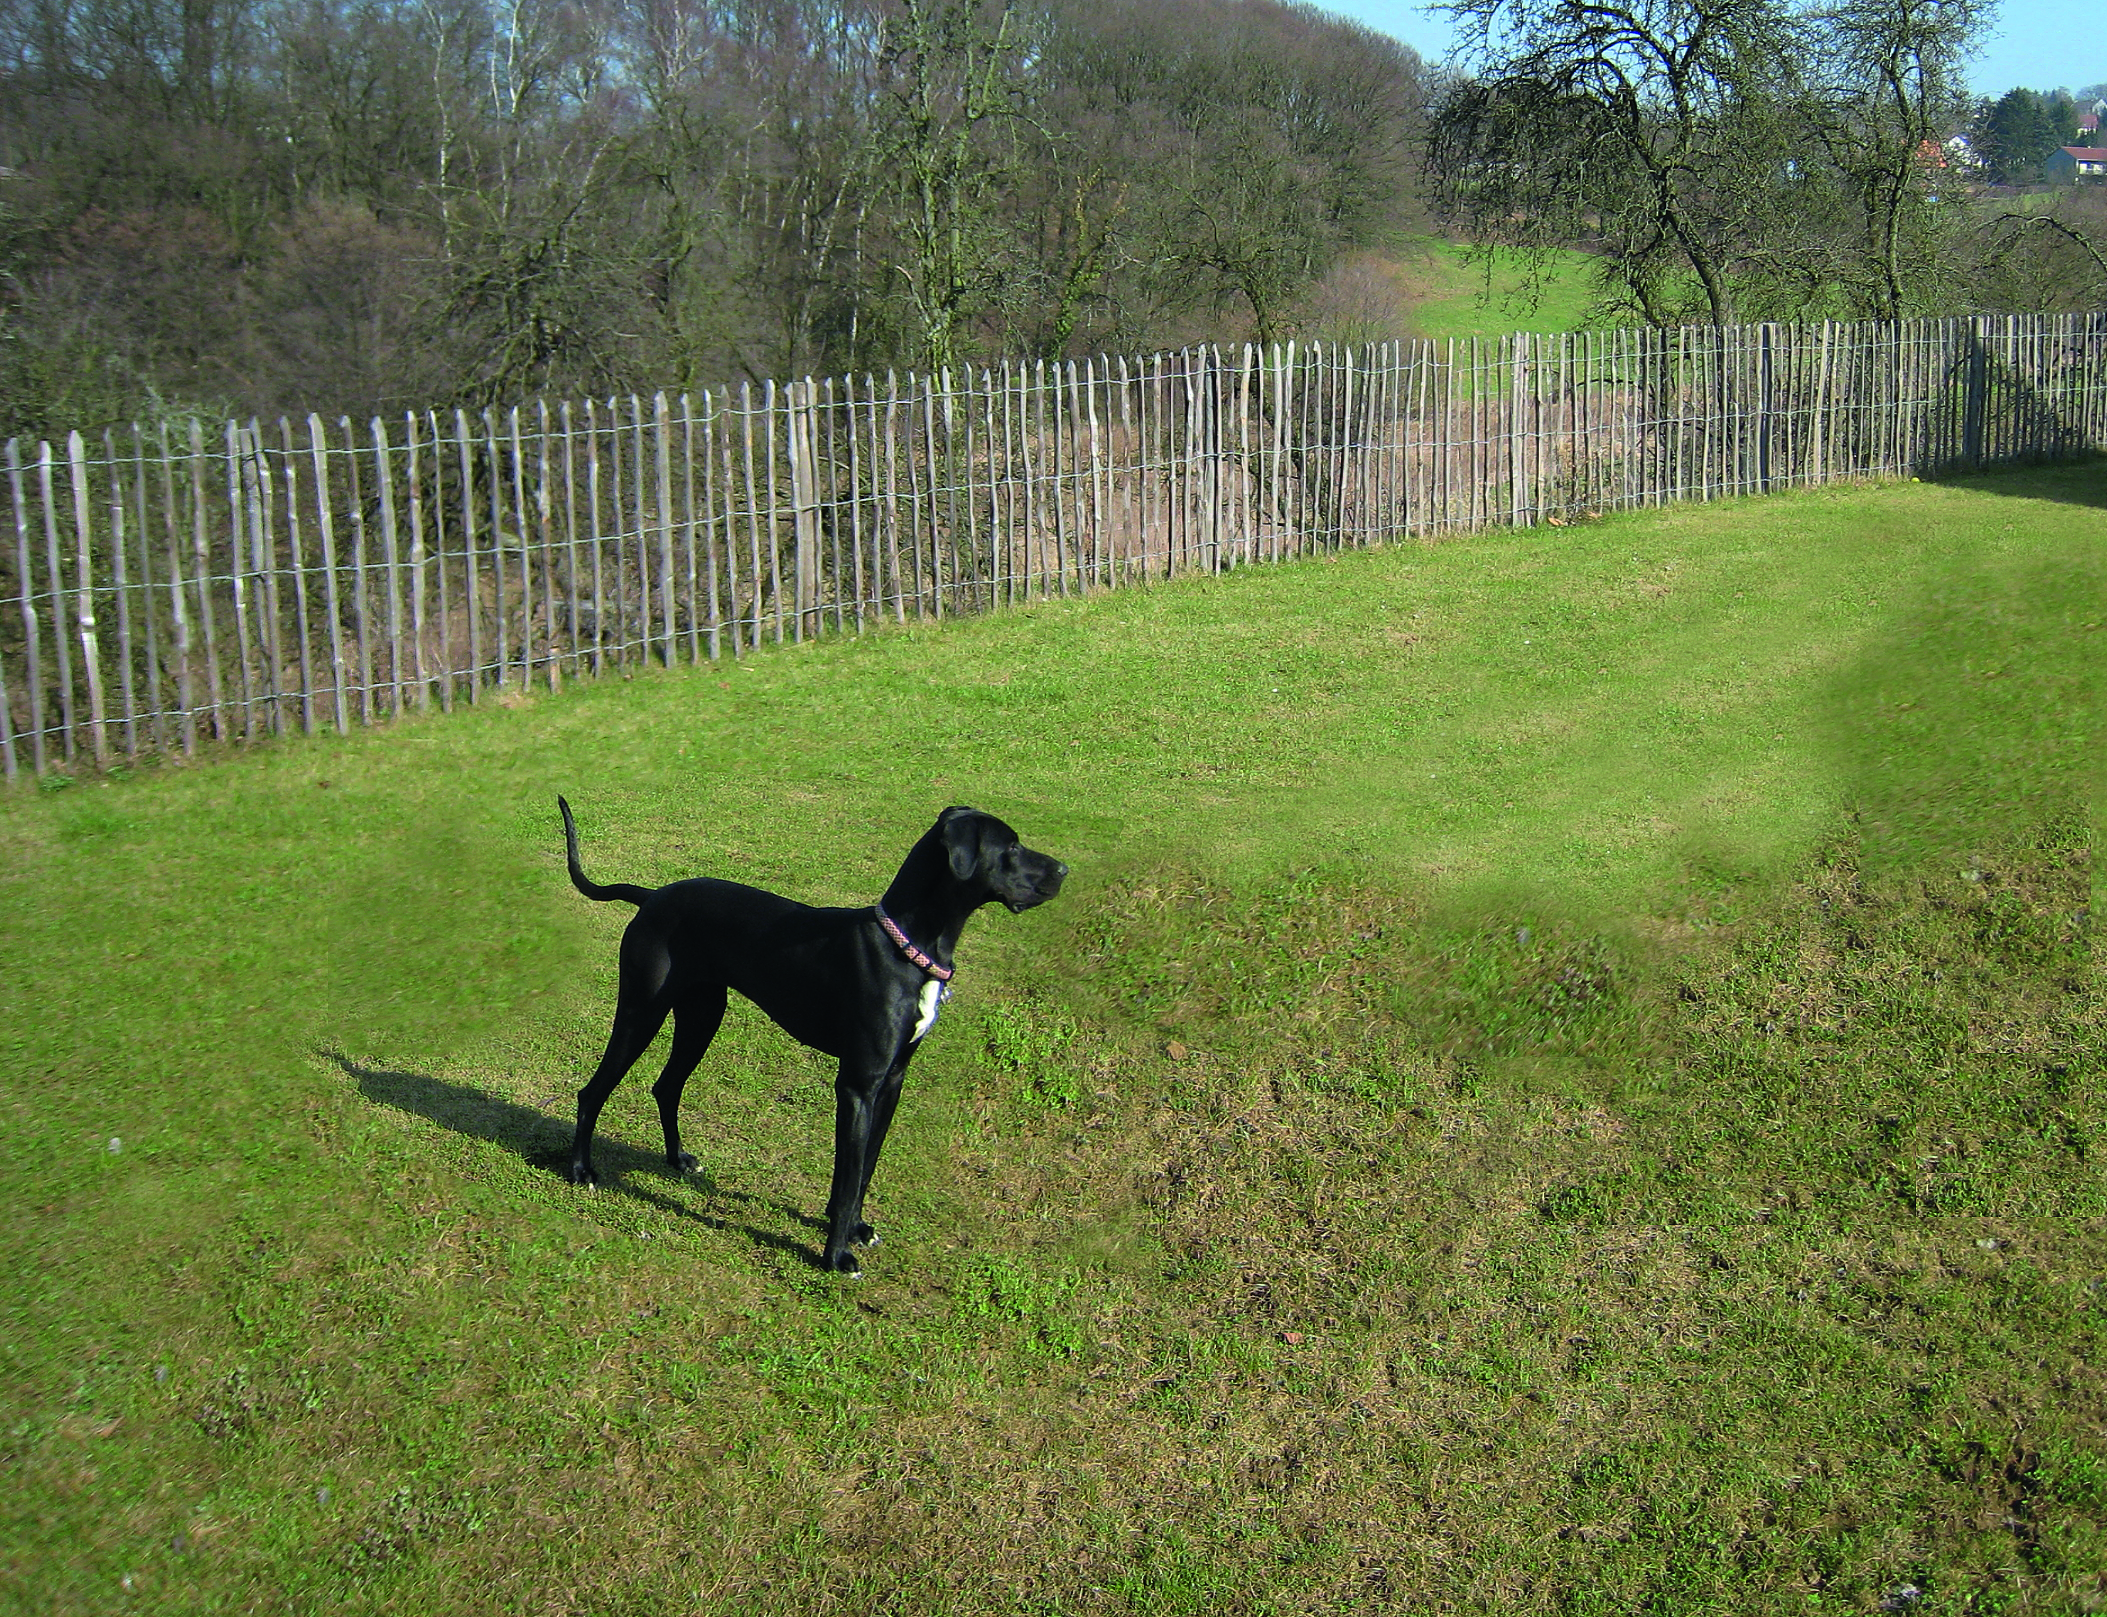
(557, 798, 1066, 1273)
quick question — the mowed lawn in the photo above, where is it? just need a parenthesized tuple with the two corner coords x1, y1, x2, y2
(2, 464, 2101, 1614)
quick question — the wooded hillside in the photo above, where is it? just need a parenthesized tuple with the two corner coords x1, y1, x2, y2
(0, 0, 1425, 436)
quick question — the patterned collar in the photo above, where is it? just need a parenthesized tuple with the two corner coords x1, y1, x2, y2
(874, 906, 954, 982)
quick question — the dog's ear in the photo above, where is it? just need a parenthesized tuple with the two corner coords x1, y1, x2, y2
(939, 807, 982, 881)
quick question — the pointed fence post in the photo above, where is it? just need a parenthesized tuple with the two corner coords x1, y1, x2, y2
(8, 441, 46, 774)
(66, 432, 110, 768)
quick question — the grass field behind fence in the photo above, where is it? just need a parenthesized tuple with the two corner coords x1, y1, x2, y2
(1396, 239, 1601, 341)
(1, 464, 2102, 1613)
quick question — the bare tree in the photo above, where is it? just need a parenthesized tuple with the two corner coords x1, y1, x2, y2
(1804, 0, 1980, 321)
(1431, 0, 1813, 326)
(1430, 0, 1989, 327)
(869, 0, 1035, 373)
(0, 0, 1432, 429)
(1040, 0, 1424, 347)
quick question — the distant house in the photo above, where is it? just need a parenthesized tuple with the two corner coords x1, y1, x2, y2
(1944, 134, 1982, 170)
(2050, 144, 2107, 180)
(2047, 146, 2107, 182)
(2081, 112, 2100, 138)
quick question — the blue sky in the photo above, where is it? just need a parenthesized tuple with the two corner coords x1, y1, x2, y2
(1326, 1, 2097, 99)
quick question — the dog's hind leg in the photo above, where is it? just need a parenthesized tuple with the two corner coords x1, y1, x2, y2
(569, 977, 671, 1189)
(652, 984, 726, 1174)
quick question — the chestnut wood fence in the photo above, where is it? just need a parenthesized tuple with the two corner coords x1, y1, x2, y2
(3, 311, 2103, 779)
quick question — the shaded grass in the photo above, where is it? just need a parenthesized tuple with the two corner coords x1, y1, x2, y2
(0, 464, 2101, 1613)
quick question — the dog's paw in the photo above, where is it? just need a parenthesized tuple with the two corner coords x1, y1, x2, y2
(566, 1162, 600, 1189)
(669, 1151, 698, 1174)
(851, 1222, 880, 1248)
(822, 1248, 863, 1277)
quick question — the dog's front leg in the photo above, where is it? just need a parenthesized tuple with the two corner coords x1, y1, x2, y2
(822, 1061, 893, 1274)
(851, 1053, 916, 1250)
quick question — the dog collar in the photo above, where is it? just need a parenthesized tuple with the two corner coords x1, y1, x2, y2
(874, 907, 954, 981)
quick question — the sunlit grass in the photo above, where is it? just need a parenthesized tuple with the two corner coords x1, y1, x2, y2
(1, 462, 2100, 1612)
(1394, 236, 1601, 340)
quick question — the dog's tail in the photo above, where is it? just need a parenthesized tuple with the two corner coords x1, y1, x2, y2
(558, 795, 655, 906)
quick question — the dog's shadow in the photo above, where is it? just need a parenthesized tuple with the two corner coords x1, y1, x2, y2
(322, 1051, 827, 1265)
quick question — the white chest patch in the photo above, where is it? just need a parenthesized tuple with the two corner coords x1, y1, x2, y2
(911, 978, 948, 1042)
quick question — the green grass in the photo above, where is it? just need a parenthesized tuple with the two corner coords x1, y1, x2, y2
(2, 463, 2102, 1613)
(1395, 237, 1601, 341)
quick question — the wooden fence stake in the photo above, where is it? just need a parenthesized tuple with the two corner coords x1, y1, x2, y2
(66, 431, 110, 767)
(481, 409, 509, 687)
(902, 373, 928, 617)
(654, 391, 677, 663)
(279, 419, 315, 733)
(4, 441, 37, 774)
(881, 373, 904, 621)
(559, 400, 582, 679)
(245, 426, 285, 736)
(681, 393, 701, 662)
(925, 377, 946, 618)
(306, 416, 349, 735)
(739, 382, 763, 647)
(536, 400, 559, 689)
(583, 399, 604, 674)
(223, 422, 261, 739)
(504, 405, 532, 688)
(341, 418, 375, 723)
(759, 380, 780, 644)
(404, 413, 430, 708)
(718, 389, 743, 657)
(372, 418, 405, 716)
(426, 411, 453, 711)
(103, 429, 137, 755)
(824, 378, 846, 633)
(786, 381, 812, 642)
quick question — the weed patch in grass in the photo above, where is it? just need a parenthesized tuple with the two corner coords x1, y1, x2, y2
(983, 1001, 1081, 1109)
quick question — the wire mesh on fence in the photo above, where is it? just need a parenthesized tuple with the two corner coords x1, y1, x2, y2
(3, 311, 2102, 780)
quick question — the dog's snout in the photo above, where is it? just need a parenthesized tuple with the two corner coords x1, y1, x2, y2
(1009, 851, 1065, 910)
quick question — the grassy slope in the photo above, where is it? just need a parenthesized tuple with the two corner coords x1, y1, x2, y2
(1392, 238, 1601, 341)
(1, 466, 2102, 1614)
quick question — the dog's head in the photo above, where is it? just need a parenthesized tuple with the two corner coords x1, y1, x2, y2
(936, 806, 1067, 913)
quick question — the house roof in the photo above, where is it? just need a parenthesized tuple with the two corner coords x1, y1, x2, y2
(2083, 112, 2101, 131)
(2057, 146, 2107, 159)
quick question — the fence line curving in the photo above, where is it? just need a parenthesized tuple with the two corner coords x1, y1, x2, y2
(2, 311, 2103, 780)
